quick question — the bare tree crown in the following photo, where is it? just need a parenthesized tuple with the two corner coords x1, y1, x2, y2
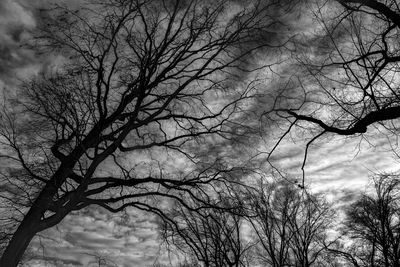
(0, 0, 278, 265)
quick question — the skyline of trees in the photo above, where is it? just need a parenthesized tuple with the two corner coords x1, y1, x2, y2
(247, 181, 335, 267)
(160, 174, 400, 267)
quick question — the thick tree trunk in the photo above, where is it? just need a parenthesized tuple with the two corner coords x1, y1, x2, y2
(0, 177, 65, 265)
(0, 156, 80, 265)
(0, 144, 92, 266)
(0, 214, 41, 267)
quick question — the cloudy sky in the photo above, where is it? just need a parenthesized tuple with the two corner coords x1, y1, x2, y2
(1, 0, 400, 266)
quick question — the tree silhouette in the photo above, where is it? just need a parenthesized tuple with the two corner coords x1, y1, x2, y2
(247, 180, 335, 267)
(266, 0, 400, 179)
(0, 0, 282, 265)
(161, 198, 252, 267)
(343, 175, 400, 267)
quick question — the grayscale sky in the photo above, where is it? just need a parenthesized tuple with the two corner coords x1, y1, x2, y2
(1, 0, 399, 266)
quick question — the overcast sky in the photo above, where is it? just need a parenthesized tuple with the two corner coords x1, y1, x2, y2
(1, 0, 400, 266)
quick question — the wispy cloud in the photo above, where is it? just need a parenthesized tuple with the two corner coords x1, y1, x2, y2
(26, 206, 162, 266)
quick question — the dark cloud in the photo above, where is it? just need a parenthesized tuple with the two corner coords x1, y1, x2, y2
(0, 0, 38, 84)
(0, 0, 11, 14)
(337, 189, 361, 204)
(0, 0, 77, 85)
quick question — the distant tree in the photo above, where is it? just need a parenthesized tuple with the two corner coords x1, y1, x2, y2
(247, 180, 335, 267)
(343, 174, 400, 267)
(0, 0, 284, 265)
(151, 260, 201, 267)
(161, 197, 253, 267)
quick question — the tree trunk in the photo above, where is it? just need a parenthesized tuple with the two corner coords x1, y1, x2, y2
(0, 159, 79, 266)
(0, 179, 62, 266)
(0, 215, 41, 267)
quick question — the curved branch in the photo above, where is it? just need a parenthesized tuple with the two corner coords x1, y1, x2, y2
(338, 0, 400, 28)
(285, 105, 400, 135)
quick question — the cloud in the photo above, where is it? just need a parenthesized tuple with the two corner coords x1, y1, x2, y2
(0, 0, 83, 87)
(0, 0, 38, 84)
(4, 0, 398, 266)
(25, 206, 162, 267)
(0, 0, 36, 26)
(65, 232, 124, 250)
(303, 133, 400, 194)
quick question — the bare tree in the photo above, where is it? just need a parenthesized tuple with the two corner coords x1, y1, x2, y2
(150, 260, 201, 267)
(260, 1, 400, 263)
(0, 0, 285, 265)
(289, 191, 335, 267)
(343, 174, 400, 267)
(265, 0, 400, 178)
(161, 197, 253, 267)
(247, 180, 335, 267)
